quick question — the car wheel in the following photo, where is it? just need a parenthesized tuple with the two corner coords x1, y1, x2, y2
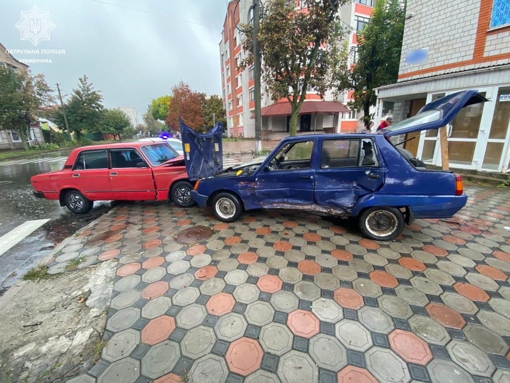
(212, 192, 243, 222)
(171, 181, 196, 208)
(64, 190, 92, 214)
(359, 207, 404, 241)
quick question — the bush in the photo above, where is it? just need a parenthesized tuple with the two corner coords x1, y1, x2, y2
(74, 136, 94, 146)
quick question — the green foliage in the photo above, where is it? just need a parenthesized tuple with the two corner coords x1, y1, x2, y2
(74, 136, 94, 146)
(349, 0, 406, 125)
(143, 113, 164, 136)
(498, 176, 510, 188)
(22, 266, 51, 281)
(28, 143, 60, 150)
(148, 95, 172, 122)
(0, 67, 53, 150)
(200, 94, 227, 131)
(241, 0, 348, 136)
(98, 109, 133, 140)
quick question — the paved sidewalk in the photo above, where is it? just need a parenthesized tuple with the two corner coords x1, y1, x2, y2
(44, 185, 510, 383)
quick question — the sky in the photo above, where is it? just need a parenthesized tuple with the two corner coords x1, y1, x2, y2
(0, 0, 231, 125)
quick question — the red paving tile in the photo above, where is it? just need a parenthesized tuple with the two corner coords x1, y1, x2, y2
(426, 303, 466, 329)
(334, 287, 364, 310)
(243, 216, 257, 223)
(98, 249, 121, 261)
(370, 270, 399, 288)
(154, 373, 181, 383)
(206, 293, 235, 316)
(114, 215, 129, 221)
(257, 275, 283, 293)
(287, 309, 320, 338)
(493, 251, 510, 263)
(407, 223, 423, 231)
(104, 234, 123, 243)
(110, 224, 127, 231)
(142, 226, 160, 234)
(141, 315, 175, 345)
(337, 366, 378, 383)
(331, 249, 353, 261)
(214, 223, 229, 230)
(283, 221, 298, 228)
(78, 230, 92, 237)
(255, 227, 272, 235)
(454, 282, 490, 302)
(117, 263, 141, 277)
(142, 257, 165, 269)
(195, 265, 218, 280)
(143, 239, 162, 249)
(459, 226, 482, 235)
(226, 337, 263, 376)
(224, 236, 242, 245)
(297, 260, 321, 275)
(487, 212, 505, 219)
(442, 235, 466, 245)
(273, 241, 292, 252)
(176, 219, 192, 226)
(398, 258, 426, 272)
(389, 329, 432, 365)
(187, 244, 207, 256)
(141, 281, 168, 300)
(359, 239, 380, 250)
(303, 233, 321, 242)
(422, 245, 448, 257)
(173, 211, 186, 216)
(330, 226, 347, 234)
(475, 265, 508, 281)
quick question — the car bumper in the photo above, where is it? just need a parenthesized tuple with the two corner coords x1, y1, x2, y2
(33, 191, 45, 199)
(412, 194, 468, 218)
(191, 190, 208, 208)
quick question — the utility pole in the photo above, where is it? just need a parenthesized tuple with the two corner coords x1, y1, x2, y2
(253, 0, 262, 154)
(55, 83, 70, 133)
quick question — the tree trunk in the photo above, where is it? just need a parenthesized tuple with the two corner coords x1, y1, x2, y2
(363, 100, 371, 128)
(19, 125, 30, 151)
(289, 108, 299, 137)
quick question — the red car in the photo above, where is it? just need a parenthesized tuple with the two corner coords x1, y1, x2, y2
(31, 141, 195, 214)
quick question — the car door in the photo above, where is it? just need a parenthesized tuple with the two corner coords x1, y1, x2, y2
(314, 138, 384, 216)
(68, 149, 111, 200)
(254, 140, 315, 207)
(108, 148, 156, 200)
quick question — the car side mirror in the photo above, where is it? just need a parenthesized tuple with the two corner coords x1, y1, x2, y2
(136, 161, 149, 168)
(263, 166, 270, 172)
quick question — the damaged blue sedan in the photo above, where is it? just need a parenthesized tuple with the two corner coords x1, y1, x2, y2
(186, 90, 485, 241)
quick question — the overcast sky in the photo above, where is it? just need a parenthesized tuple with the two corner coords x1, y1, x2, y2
(0, 0, 230, 124)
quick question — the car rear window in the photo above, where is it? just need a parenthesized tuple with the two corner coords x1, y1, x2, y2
(141, 143, 179, 166)
(321, 139, 379, 168)
(73, 150, 108, 170)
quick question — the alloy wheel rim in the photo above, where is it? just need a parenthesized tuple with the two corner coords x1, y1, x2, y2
(175, 186, 191, 204)
(69, 194, 84, 211)
(365, 210, 398, 237)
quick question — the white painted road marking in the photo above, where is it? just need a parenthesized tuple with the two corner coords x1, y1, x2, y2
(0, 219, 50, 257)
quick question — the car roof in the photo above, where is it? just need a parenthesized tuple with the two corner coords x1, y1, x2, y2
(278, 133, 379, 142)
(72, 141, 165, 151)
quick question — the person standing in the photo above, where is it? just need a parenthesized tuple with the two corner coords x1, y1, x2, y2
(377, 116, 393, 131)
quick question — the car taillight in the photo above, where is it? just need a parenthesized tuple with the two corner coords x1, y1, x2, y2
(194, 180, 200, 190)
(455, 174, 463, 196)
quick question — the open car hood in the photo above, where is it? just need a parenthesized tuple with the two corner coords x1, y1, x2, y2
(383, 90, 488, 137)
(181, 119, 223, 181)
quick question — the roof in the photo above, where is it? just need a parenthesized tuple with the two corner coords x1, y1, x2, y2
(261, 101, 350, 117)
(72, 141, 174, 151)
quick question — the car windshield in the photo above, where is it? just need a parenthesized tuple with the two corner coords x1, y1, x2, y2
(383, 110, 441, 134)
(141, 143, 179, 166)
(168, 141, 183, 152)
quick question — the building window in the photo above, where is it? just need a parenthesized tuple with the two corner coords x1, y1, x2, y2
(10, 131, 21, 142)
(237, 95, 243, 106)
(349, 110, 356, 119)
(249, 65, 254, 79)
(226, 66, 230, 78)
(355, 15, 370, 31)
(228, 100, 233, 110)
(238, 114, 244, 126)
(351, 45, 358, 64)
(229, 116, 234, 127)
(491, 0, 510, 28)
(249, 88, 255, 101)
(227, 83, 231, 95)
(356, 0, 374, 7)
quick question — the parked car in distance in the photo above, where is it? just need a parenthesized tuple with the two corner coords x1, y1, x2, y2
(139, 137, 184, 155)
(31, 141, 195, 214)
(189, 90, 486, 240)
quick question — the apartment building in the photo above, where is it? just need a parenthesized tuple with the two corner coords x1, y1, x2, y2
(376, 0, 510, 173)
(219, 0, 375, 138)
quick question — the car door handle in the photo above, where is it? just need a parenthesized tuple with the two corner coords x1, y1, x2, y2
(110, 172, 118, 176)
(368, 173, 380, 179)
(299, 175, 313, 179)
(72, 174, 80, 178)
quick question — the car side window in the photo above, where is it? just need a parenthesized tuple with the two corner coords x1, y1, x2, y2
(110, 149, 143, 168)
(268, 141, 314, 171)
(321, 139, 379, 168)
(73, 150, 108, 170)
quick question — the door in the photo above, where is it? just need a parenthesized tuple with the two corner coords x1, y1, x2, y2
(255, 140, 315, 207)
(300, 114, 311, 132)
(67, 149, 111, 200)
(315, 138, 384, 216)
(404, 99, 426, 157)
(109, 149, 156, 200)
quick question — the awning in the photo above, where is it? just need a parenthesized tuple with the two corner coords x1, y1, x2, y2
(261, 101, 350, 117)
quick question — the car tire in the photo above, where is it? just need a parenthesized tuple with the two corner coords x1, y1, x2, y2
(359, 207, 405, 241)
(64, 190, 92, 214)
(212, 192, 243, 222)
(171, 181, 196, 208)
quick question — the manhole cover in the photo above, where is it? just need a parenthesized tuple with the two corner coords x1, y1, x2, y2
(176, 226, 213, 244)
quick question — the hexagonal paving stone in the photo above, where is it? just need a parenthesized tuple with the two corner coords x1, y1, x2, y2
(181, 325, 216, 359)
(166, 260, 189, 275)
(111, 290, 141, 310)
(465, 272, 500, 291)
(311, 298, 343, 323)
(234, 283, 260, 304)
(337, 366, 378, 383)
(270, 290, 299, 313)
(494, 370, 510, 383)
(245, 370, 280, 383)
(447, 340, 495, 377)
(214, 312, 248, 342)
(353, 278, 382, 298)
(169, 273, 194, 290)
(67, 375, 95, 383)
(349, 259, 373, 273)
(426, 302, 466, 329)
(102, 329, 140, 362)
(370, 270, 398, 288)
(335, 320, 373, 352)
(314, 273, 340, 290)
(106, 307, 140, 332)
(409, 315, 450, 345)
(226, 337, 263, 376)
(189, 355, 228, 383)
(287, 309, 320, 338)
(477, 311, 510, 336)
(366, 347, 410, 383)
(224, 269, 249, 286)
(464, 324, 509, 355)
(389, 329, 432, 365)
(114, 274, 141, 292)
(279, 267, 303, 284)
(206, 293, 235, 316)
(141, 340, 180, 379)
(489, 298, 510, 319)
(441, 292, 478, 315)
(294, 281, 321, 301)
(385, 264, 413, 280)
(378, 295, 413, 319)
(257, 274, 283, 293)
(332, 265, 358, 281)
(334, 287, 364, 310)
(437, 260, 467, 277)
(310, 334, 347, 372)
(199, 278, 226, 296)
(410, 276, 443, 295)
(172, 287, 200, 306)
(454, 282, 489, 302)
(358, 306, 394, 334)
(448, 254, 476, 268)
(395, 285, 429, 307)
(278, 350, 318, 383)
(423, 268, 455, 285)
(141, 315, 175, 345)
(245, 301, 275, 326)
(176, 304, 208, 329)
(259, 323, 293, 356)
(98, 357, 140, 383)
(427, 360, 474, 383)
(142, 267, 166, 283)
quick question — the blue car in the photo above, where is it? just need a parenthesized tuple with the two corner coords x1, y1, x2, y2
(185, 90, 485, 241)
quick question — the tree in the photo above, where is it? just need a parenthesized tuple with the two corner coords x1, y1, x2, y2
(148, 95, 172, 122)
(165, 81, 204, 132)
(200, 94, 226, 130)
(54, 75, 103, 139)
(242, 0, 348, 136)
(99, 109, 132, 140)
(143, 112, 164, 136)
(0, 67, 53, 150)
(350, 0, 406, 126)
